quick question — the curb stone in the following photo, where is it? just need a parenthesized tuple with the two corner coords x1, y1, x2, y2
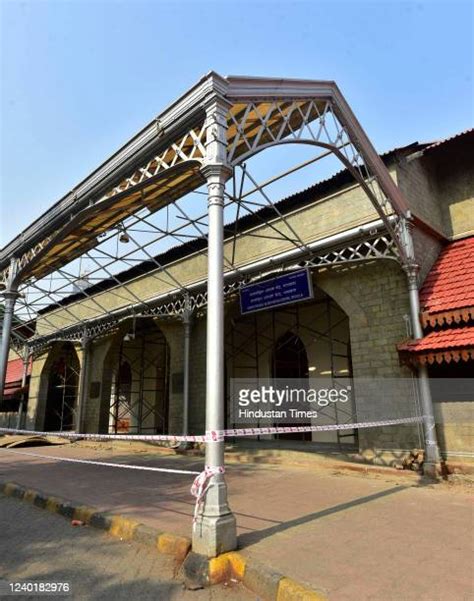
(184, 551, 328, 599)
(0, 480, 189, 561)
(1, 480, 327, 600)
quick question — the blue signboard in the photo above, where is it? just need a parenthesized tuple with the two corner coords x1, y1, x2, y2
(240, 269, 314, 315)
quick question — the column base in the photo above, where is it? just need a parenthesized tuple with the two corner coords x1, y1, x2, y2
(423, 461, 441, 479)
(192, 511, 237, 557)
(176, 441, 193, 452)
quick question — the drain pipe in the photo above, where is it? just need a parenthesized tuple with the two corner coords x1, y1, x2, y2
(399, 216, 440, 476)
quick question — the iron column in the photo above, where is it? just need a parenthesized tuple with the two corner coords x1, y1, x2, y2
(182, 296, 193, 436)
(192, 98, 236, 557)
(400, 217, 440, 476)
(76, 331, 90, 433)
(16, 346, 30, 429)
(0, 259, 19, 403)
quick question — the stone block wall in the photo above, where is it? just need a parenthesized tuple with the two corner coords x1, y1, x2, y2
(317, 260, 422, 455)
(159, 320, 185, 435)
(188, 316, 207, 435)
(24, 258, 424, 459)
(81, 335, 114, 433)
(397, 157, 444, 234)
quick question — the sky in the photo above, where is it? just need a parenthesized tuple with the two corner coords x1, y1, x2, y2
(0, 0, 473, 247)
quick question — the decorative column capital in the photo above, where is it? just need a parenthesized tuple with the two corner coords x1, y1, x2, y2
(397, 215, 416, 264)
(1, 289, 20, 302)
(80, 329, 91, 350)
(201, 164, 233, 208)
(182, 295, 194, 326)
(4, 256, 20, 292)
(202, 94, 232, 171)
(200, 163, 233, 181)
(22, 345, 30, 363)
(202, 95, 232, 119)
(403, 261, 419, 290)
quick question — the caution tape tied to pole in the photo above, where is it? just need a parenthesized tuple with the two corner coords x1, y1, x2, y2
(190, 465, 225, 527)
(0, 416, 424, 444)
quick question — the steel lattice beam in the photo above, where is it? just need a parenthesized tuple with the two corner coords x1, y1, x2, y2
(1, 74, 412, 289)
(25, 232, 397, 354)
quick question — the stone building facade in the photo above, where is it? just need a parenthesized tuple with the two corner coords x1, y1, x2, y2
(9, 129, 473, 464)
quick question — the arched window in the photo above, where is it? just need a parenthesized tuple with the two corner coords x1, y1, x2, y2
(272, 331, 309, 379)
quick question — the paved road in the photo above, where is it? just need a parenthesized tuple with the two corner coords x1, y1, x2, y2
(0, 496, 253, 601)
(1, 444, 473, 600)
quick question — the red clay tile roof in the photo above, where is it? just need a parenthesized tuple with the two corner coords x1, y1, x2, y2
(398, 236, 474, 364)
(398, 327, 474, 365)
(399, 327, 474, 352)
(420, 236, 474, 326)
(5, 357, 31, 384)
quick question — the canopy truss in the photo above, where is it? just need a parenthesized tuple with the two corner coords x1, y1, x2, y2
(21, 230, 398, 355)
(0, 73, 441, 547)
(1, 73, 412, 355)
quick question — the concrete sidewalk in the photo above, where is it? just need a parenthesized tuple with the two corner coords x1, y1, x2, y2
(0, 443, 472, 601)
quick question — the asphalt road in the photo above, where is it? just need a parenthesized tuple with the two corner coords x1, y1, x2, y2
(0, 495, 253, 601)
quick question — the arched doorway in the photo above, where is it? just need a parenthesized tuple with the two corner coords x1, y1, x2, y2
(44, 342, 80, 431)
(109, 318, 170, 434)
(272, 331, 311, 441)
(226, 284, 357, 448)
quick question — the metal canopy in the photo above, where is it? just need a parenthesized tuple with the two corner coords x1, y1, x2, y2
(1, 72, 412, 351)
(0, 72, 442, 544)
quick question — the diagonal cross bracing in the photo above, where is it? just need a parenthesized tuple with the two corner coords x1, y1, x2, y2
(1, 73, 411, 357)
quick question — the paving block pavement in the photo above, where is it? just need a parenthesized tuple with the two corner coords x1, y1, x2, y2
(0, 443, 472, 600)
(0, 495, 251, 601)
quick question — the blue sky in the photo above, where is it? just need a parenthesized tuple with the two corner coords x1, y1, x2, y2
(1, 0, 473, 247)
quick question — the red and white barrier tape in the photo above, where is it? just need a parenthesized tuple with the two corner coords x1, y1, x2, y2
(0, 427, 206, 443)
(208, 416, 424, 440)
(190, 465, 225, 527)
(0, 447, 200, 475)
(0, 417, 423, 444)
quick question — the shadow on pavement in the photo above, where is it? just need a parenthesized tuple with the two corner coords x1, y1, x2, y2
(238, 484, 408, 547)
